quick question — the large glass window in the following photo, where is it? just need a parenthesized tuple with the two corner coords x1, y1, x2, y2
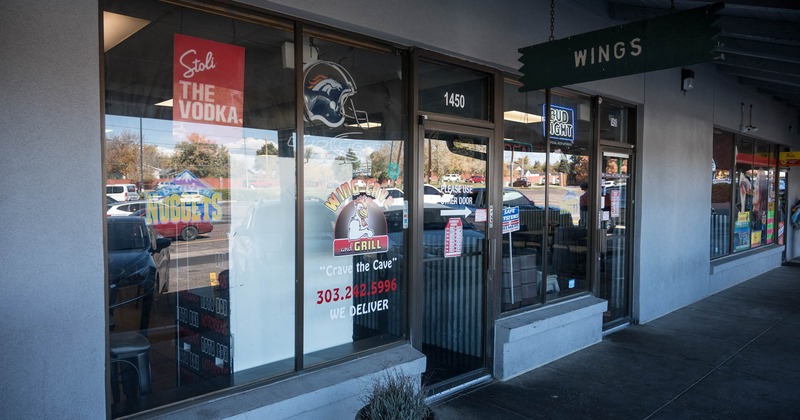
(501, 84, 592, 310)
(711, 129, 778, 258)
(711, 130, 734, 257)
(300, 30, 406, 367)
(103, 1, 405, 416)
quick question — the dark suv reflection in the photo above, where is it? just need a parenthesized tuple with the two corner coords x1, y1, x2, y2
(107, 216, 171, 295)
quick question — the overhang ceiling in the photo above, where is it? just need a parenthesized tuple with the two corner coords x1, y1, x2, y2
(605, 0, 800, 112)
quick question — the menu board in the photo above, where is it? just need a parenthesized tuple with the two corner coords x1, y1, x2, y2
(177, 270, 232, 385)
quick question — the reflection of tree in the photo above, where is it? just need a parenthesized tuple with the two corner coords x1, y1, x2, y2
(605, 158, 619, 174)
(424, 139, 486, 181)
(514, 156, 531, 175)
(304, 147, 314, 163)
(370, 149, 389, 183)
(552, 154, 589, 186)
(570, 155, 589, 185)
(345, 148, 360, 171)
(105, 131, 163, 184)
(254, 142, 278, 172)
(171, 133, 229, 178)
(256, 142, 278, 156)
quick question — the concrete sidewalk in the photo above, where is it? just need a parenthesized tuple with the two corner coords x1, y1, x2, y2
(431, 264, 800, 419)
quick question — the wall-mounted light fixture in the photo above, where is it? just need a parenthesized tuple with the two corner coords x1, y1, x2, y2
(681, 68, 694, 94)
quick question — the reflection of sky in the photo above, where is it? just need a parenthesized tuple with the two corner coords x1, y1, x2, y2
(105, 114, 278, 156)
(104, 115, 388, 163)
(303, 135, 378, 163)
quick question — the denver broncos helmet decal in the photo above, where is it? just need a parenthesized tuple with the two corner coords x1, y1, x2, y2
(303, 61, 368, 128)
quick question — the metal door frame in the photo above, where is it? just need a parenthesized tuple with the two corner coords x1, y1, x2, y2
(412, 118, 497, 394)
(594, 144, 635, 329)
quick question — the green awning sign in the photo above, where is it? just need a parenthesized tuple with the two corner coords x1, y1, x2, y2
(518, 2, 724, 92)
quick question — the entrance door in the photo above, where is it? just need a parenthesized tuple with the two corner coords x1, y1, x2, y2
(419, 124, 490, 390)
(597, 148, 632, 327)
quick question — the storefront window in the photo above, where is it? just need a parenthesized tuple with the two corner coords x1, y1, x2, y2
(501, 84, 592, 310)
(103, 1, 405, 416)
(711, 130, 778, 258)
(711, 130, 734, 257)
(300, 31, 406, 366)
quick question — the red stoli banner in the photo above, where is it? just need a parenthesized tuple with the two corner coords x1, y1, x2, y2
(173, 34, 244, 127)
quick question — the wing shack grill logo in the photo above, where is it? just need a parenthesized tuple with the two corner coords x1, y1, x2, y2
(326, 181, 395, 257)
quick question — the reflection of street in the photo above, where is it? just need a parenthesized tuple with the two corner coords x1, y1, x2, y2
(167, 202, 230, 293)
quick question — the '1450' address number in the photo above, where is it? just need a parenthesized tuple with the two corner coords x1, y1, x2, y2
(443, 92, 466, 109)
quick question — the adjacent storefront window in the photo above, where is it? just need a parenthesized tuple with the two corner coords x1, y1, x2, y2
(711, 129, 777, 258)
(501, 83, 592, 310)
(103, 1, 405, 416)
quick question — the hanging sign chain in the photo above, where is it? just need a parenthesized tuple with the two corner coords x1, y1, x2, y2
(549, 0, 555, 41)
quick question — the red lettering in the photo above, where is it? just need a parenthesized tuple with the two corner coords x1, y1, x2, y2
(179, 327, 200, 345)
(200, 314, 229, 334)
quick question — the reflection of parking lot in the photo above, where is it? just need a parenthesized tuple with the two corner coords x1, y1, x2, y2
(166, 202, 231, 293)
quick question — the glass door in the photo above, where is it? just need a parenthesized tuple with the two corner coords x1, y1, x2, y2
(419, 125, 489, 389)
(597, 148, 632, 327)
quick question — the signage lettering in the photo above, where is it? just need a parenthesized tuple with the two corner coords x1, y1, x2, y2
(574, 38, 641, 68)
(543, 105, 575, 142)
(179, 49, 217, 79)
(443, 92, 466, 108)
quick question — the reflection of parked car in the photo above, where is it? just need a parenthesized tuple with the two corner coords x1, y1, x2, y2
(106, 184, 140, 202)
(425, 184, 454, 204)
(180, 190, 204, 203)
(107, 216, 171, 295)
(156, 181, 177, 190)
(512, 177, 531, 187)
(131, 209, 213, 241)
(441, 174, 460, 182)
(384, 188, 405, 210)
(468, 187, 573, 230)
(107, 200, 148, 217)
(385, 188, 404, 199)
(465, 175, 485, 183)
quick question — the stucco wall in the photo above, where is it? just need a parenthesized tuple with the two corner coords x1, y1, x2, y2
(0, 1, 106, 418)
(242, 0, 616, 73)
(632, 67, 717, 322)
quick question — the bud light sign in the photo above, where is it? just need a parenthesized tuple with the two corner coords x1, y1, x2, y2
(542, 104, 575, 143)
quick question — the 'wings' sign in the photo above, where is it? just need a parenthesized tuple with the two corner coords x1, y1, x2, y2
(518, 3, 724, 92)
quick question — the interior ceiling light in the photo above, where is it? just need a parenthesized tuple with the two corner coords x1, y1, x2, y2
(103, 11, 150, 52)
(155, 99, 174, 107)
(345, 122, 382, 129)
(504, 110, 543, 124)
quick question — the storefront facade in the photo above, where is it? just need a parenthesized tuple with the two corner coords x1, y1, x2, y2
(3, 0, 799, 418)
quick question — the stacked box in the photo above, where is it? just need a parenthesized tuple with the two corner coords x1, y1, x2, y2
(518, 253, 538, 304)
(501, 256, 521, 310)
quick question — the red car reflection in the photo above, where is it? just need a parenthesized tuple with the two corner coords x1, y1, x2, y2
(130, 209, 213, 241)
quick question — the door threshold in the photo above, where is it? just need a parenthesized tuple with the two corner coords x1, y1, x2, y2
(425, 373, 492, 405)
(602, 321, 630, 336)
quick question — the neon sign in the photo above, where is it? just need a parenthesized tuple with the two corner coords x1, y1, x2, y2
(542, 104, 575, 143)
